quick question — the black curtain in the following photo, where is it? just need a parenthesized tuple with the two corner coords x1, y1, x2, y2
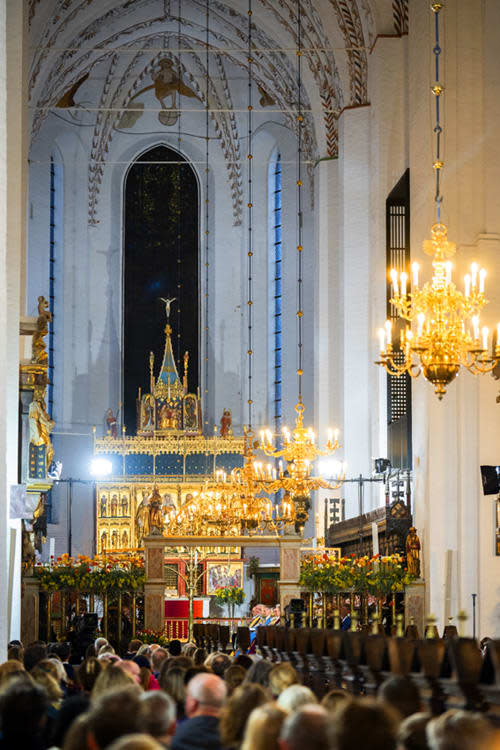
(124, 145, 199, 431)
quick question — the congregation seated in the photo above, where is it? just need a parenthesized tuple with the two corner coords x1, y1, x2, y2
(0, 637, 498, 750)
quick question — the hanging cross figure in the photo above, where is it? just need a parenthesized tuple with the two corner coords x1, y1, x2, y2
(159, 297, 177, 320)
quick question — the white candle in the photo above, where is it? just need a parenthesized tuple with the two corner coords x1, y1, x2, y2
(385, 320, 392, 346)
(279, 460, 283, 476)
(479, 268, 486, 294)
(49, 537, 55, 564)
(390, 269, 399, 296)
(378, 328, 385, 353)
(497, 322, 500, 347)
(327, 428, 333, 444)
(464, 274, 471, 297)
(445, 261, 452, 286)
(482, 326, 489, 351)
(417, 313, 425, 338)
(401, 272, 408, 297)
(334, 428, 339, 442)
(471, 262, 478, 288)
(411, 262, 419, 288)
(472, 315, 480, 340)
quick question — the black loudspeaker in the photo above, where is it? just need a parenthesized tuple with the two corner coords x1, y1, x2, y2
(480, 466, 500, 496)
(82, 613, 98, 629)
(289, 598, 305, 613)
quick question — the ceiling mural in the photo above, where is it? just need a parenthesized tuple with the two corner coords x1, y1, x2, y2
(28, 0, 381, 225)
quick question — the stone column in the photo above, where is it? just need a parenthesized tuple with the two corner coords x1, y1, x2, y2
(144, 536, 165, 633)
(338, 106, 373, 515)
(0, 0, 27, 653)
(278, 538, 302, 612)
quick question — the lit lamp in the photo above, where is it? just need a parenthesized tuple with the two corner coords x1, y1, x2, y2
(375, 2, 500, 399)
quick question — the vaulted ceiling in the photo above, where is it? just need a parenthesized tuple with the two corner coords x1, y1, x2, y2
(28, 0, 404, 224)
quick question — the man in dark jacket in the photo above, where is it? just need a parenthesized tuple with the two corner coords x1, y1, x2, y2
(171, 673, 227, 750)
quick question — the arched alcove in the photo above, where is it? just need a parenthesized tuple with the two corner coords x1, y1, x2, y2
(124, 145, 199, 431)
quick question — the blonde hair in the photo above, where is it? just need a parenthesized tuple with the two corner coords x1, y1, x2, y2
(31, 660, 63, 703)
(241, 704, 287, 750)
(268, 663, 299, 698)
(277, 684, 317, 713)
(0, 660, 25, 687)
(91, 663, 136, 702)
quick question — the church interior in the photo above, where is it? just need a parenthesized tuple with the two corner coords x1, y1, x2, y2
(1, 0, 500, 669)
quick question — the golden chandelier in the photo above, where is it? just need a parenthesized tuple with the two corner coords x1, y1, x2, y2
(377, 223, 500, 399)
(260, 402, 345, 532)
(163, 433, 297, 537)
(376, 0, 500, 399)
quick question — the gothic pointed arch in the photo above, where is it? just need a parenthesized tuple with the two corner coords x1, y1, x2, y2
(123, 144, 199, 431)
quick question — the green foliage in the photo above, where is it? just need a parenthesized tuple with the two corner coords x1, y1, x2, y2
(34, 553, 145, 593)
(214, 586, 245, 606)
(299, 553, 414, 594)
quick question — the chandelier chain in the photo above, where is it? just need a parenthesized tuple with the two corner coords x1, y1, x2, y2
(204, 0, 210, 418)
(432, 3, 443, 223)
(297, 0, 303, 404)
(247, 0, 253, 433)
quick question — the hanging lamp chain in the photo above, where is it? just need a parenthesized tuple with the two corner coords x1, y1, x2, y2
(296, 0, 303, 405)
(432, 2, 443, 223)
(247, 0, 253, 434)
(204, 0, 210, 422)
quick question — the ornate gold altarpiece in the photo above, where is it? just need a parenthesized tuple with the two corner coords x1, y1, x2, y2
(93, 311, 245, 557)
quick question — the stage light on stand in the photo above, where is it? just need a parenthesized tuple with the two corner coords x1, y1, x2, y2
(90, 458, 113, 477)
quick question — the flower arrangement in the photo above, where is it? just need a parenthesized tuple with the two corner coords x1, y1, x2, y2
(34, 553, 145, 593)
(214, 586, 245, 606)
(299, 553, 414, 595)
(136, 629, 169, 647)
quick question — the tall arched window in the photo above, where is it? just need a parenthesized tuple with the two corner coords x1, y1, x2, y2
(124, 145, 199, 430)
(269, 151, 283, 430)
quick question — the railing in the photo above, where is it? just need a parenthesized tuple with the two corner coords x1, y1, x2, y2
(193, 622, 500, 713)
(39, 589, 144, 650)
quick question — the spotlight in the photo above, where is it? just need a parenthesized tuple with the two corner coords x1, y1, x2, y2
(374, 458, 391, 475)
(90, 458, 112, 477)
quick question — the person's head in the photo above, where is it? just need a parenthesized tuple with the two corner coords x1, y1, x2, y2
(279, 705, 329, 750)
(168, 639, 182, 657)
(182, 643, 197, 659)
(321, 688, 351, 714)
(0, 678, 49, 743)
(31, 660, 64, 703)
(77, 657, 102, 693)
(107, 736, 165, 750)
(137, 645, 153, 662)
(426, 709, 496, 750)
(398, 713, 432, 750)
(87, 686, 142, 749)
(193, 647, 207, 666)
(184, 665, 211, 685)
(220, 683, 268, 749)
(211, 653, 232, 678)
(7, 644, 24, 663)
(53, 641, 71, 662)
(61, 712, 90, 750)
(277, 684, 318, 713)
(133, 655, 153, 691)
(94, 637, 108, 654)
(128, 639, 142, 654)
(159, 664, 187, 714)
(234, 654, 253, 671)
(0, 659, 25, 687)
(152, 647, 168, 673)
(241, 704, 287, 750)
(185, 672, 227, 718)
(166, 654, 193, 671)
(224, 664, 246, 696)
(269, 662, 299, 698)
(328, 698, 398, 750)
(98, 643, 115, 656)
(137, 691, 176, 743)
(91, 663, 136, 702)
(120, 660, 142, 686)
(244, 658, 273, 687)
(51, 694, 90, 748)
(378, 676, 422, 719)
(24, 642, 48, 672)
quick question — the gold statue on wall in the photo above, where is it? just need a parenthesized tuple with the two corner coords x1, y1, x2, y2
(29, 386, 55, 470)
(32, 296, 52, 364)
(406, 526, 421, 578)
